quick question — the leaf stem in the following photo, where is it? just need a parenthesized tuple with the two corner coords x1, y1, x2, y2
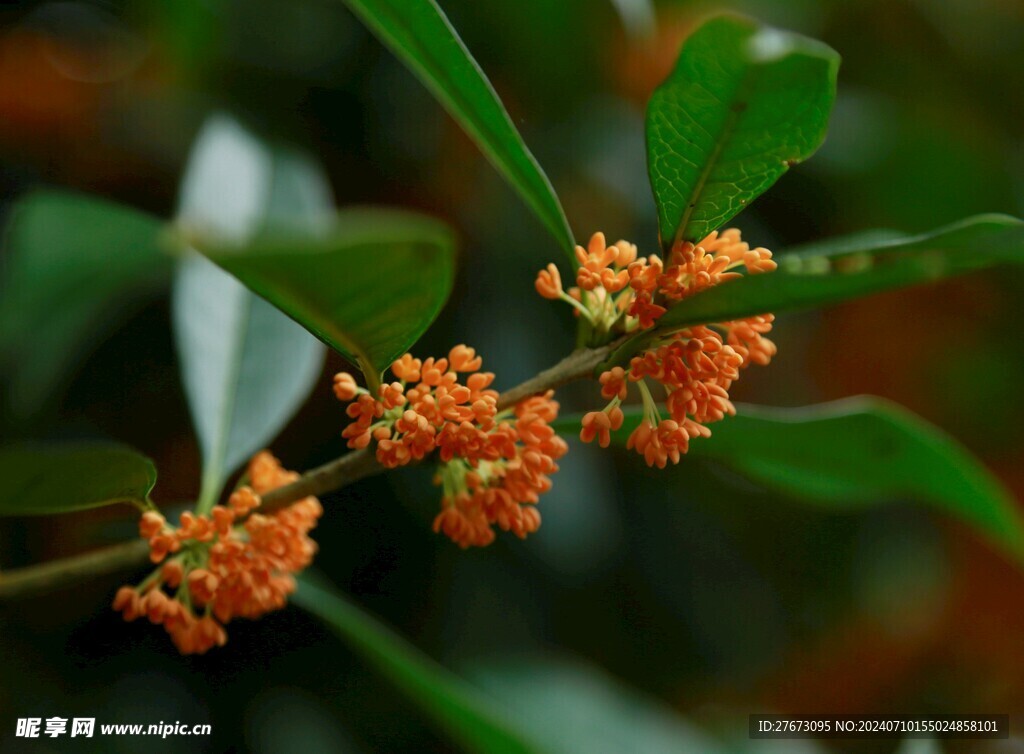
(559, 292, 595, 324)
(194, 464, 223, 517)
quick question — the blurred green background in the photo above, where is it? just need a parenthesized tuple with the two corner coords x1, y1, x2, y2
(1, 0, 1023, 751)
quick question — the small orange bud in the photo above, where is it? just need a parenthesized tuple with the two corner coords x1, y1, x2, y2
(161, 561, 184, 589)
(112, 586, 140, 619)
(333, 372, 359, 402)
(534, 263, 563, 299)
(448, 344, 483, 372)
(599, 367, 628, 401)
(612, 240, 638, 266)
(608, 406, 624, 431)
(148, 533, 179, 563)
(187, 569, 219, 604)
(379, 381, 407, 410)
(145, 589, 170, 624)
(228, 487, 260, 517)
(139, 511, 165, 539)
(211, 505, 235, 536)
(391, 354, 422, 382)
(580, 410, 613, 447)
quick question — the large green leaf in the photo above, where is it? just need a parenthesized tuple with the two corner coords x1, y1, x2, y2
(172, 116, 328, 507)
(607, 214, 1024, 367)
(336, 0, 574, 259)
(646, 15, 838, 247)
(292, 578, 533, 754)
(0, 443, 156, 515)
(195, 207, 456, 389)
(554, 398, 1024, 561)
(0, 192, 168, 417)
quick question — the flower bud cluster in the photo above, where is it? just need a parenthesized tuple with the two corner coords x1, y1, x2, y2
(538, 229, 777, 466)
(334, 346, 567, 547)
(113, 452, 321, 654)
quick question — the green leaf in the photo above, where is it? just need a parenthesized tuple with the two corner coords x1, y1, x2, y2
(646, 15, 839, 247)
(195, 207, 457, 389)
(336, 0, 574, 258)
(0, 443, 156, 515)
(0, 192, 168, 417)
(554, 398, 1024, 561)
(468, 659, 726, 754)
(672, 213, 1024, 325)
(607, 214, 1024, 367)
(172, 116, 328, 506)
(292, 578, 534, 754)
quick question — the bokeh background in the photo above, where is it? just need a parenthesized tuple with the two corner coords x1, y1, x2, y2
(1, 0, 1023, 751)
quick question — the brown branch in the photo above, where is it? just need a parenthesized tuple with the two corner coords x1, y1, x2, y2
(495, 339, 622, 411)
(0, 341, 620, 600)
(0, 539, 150, 599)
(259, 447, 383, 515)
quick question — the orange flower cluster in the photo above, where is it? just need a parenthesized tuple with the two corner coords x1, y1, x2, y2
(538, 229, 777, 466)
(113, 452, 321, 654)
(334, 346, 567, 548)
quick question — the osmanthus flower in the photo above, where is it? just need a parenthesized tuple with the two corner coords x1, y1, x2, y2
(333, 345, 567, 548)
(113, 452, 322, 655)
(537, 229, 778, 466)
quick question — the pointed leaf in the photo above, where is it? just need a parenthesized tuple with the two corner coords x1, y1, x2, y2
(173, 258, 326, 497)
(671, 213, 1024, 327)
(647, 15, 838, 247)
(554, 398, 1024, 561)
(0, 192, 168, 416)
(195, 207, 456, 387)
(293, 578, 533, 754)
(172, 116, 328, 502)
(336, 0, 574, 258)
(0, 443, 156, 515)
